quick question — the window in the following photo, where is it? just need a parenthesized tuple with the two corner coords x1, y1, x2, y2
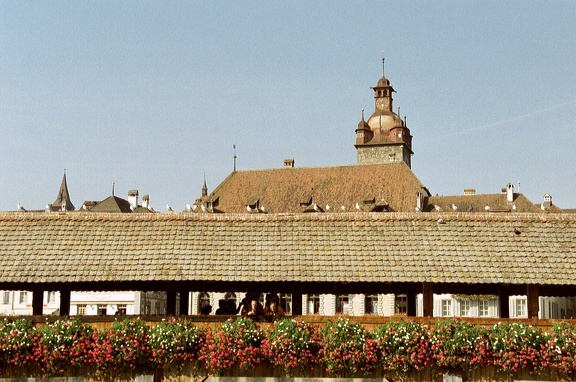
(307, 294, 320, 314)
(198, 292, 211, 314)
(279, 294, 292, 315)
(47, 291, 56, 304)
(395, 294, 407, 315)
(77, 305, 86, 316)
(336, 294, 349, 314)
(550, 302, 559, 319)
(155, 303, 165, 315)
(479, 300, 489, 317)
(441, 300, 452, 317)
(97, 304, 107, 316)
(117, 304, 127, 315)
(365, 294, 378, 314)
(19, 292, 28, 305)
(460, 300, 471, 317)
(515, 299, 527, 317)
(2, 291, 10, 305)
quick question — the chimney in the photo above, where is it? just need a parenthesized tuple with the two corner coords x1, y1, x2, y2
(506, 183, 514, 204)
(284, 158, 295, 168)
(464, 188, 476, 195)
(543, 193, 552, 207)
(128, 190, 139, 209)
(142, 194, 150, 209)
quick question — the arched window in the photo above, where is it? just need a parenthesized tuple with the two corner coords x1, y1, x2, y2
(224, 292, 237, 304)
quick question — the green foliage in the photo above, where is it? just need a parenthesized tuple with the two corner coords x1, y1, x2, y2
(430, 319, 488, 370)
(548, 321, 576, 378)
(36, 318, 95, 375)
(199, 317, 264, 375)
(488, 322, 550, 374)
(263, 317, 322, 374)
(374, 320, 431, 377)
(149, 317, 205, 369)
(321, 318, 379, 377)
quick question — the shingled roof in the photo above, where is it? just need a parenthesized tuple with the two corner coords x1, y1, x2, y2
(0, 212, 574, 293)
(426, 193, 544, 213)
(198, 162, 427, 213)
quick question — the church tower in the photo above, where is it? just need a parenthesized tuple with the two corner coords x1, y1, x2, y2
(355, 59, 413, 168)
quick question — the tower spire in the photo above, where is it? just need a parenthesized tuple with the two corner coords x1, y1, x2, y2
(202, 174, 208, 197)
(52, 170, 75, 211)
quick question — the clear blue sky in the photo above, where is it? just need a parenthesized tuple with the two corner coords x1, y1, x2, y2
(1, 1, 575, 212)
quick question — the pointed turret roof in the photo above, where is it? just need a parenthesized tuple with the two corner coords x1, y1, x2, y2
(202, 175, 208, 198)
(51, 172, 75, 211)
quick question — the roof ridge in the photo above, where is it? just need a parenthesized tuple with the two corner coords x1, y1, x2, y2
(0, 211, 574, 223)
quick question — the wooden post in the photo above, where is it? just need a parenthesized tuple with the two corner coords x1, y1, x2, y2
(422, 283, 434, 317)
(407, 291, 417, 317)
(178, 291, 189, 315)
(499, 287, 510, 318)
(166, 289, 177, 316)
(527, 284, 539, 318)
(291, 293, 302, 316)
(59, 290, 70, 316)
(32, 290, 43, 316)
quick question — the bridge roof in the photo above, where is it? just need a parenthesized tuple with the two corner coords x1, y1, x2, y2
(0, 212, 574, 292)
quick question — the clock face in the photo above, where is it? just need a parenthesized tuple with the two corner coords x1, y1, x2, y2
(376, 97, 389, 110)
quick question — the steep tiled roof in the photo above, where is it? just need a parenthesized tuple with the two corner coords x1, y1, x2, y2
(89, 196, 133, 213)
(200, 162, 426, 213)
(0, 212, 574, 286)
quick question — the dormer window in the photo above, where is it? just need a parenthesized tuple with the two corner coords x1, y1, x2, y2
(299, 196, 313, 208)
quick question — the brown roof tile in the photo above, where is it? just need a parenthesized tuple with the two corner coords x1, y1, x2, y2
(200, 162, 426, 213)
(0, 211, 575, 287)
(426, 193, 543, 213)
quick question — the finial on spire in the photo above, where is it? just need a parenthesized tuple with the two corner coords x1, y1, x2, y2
(382, 52, 385, 78)
(233, 144, 237, 172)
(112, 181, 115, 196)
(361, 108, 365, 121)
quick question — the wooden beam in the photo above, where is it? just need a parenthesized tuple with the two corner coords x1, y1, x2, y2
(291, 293, 302, 316)
(178, 291, 189, 315)
(59, 290, 70, 317)
(166, 289, 177, 316)
(422, 283, 433, 317)
(499, 287, 510, 318)
(32, 290, 43, 316)
(527, 284, 539, 318)
(407, 291, 417, 317)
